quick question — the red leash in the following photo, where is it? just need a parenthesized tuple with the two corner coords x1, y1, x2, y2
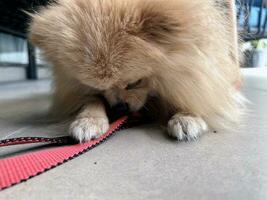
(0, 116, 128, 190)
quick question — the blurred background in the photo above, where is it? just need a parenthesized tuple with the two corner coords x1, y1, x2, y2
(0, 0, 266, 83)
(0, 0, 50, 83)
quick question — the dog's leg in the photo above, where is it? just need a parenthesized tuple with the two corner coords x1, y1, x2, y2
(167, 113, 208, 141)
(69, 99, 109, 142)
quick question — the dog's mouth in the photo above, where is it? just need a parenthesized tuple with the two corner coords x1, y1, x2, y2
(112, 102, 130, 113)
(108, 102, 131, 122)
(99, 96, 131, 120)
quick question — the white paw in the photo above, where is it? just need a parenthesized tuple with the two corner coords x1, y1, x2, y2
(167, 114, 208, 141)
(69, 117, 109, 143)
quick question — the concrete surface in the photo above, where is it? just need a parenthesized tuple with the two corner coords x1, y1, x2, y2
(0, 69, 267, 200)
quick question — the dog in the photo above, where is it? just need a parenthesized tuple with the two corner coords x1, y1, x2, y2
(29, 0, 244, 142)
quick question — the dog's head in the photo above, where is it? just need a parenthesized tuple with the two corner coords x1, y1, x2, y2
(29, 0, 181, 111)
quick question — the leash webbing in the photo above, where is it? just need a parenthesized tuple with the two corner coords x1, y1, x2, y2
(0, 115, 128, 190)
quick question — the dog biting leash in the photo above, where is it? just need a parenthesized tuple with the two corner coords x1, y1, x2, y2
(0, 80, 243, 191)
(0, 115, 136, 190)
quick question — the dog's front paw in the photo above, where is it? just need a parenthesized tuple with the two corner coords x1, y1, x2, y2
(69, 117, 109, 143)
(167, 114, 208, 141)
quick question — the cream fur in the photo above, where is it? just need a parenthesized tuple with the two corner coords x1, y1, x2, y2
(29, 0, 245, 142)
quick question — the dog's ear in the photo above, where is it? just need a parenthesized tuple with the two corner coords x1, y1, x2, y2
(136, 5, 180, 45)
(26, 7, 49, 46)
(27, 6, 61, 48)
(28, 19, 42, 47)
(28, 12, 51, 47)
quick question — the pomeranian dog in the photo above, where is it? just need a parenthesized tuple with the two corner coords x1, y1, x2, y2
(29, 0, 244, 142)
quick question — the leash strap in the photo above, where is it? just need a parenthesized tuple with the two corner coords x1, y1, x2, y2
(0, 136, 72, 147)
(0, 116, 128, 190)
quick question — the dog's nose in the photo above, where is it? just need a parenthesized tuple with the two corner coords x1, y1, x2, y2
(112, 102, 129, 113)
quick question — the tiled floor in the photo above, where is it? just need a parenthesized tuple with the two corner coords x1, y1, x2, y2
(0, 69, 266, 200)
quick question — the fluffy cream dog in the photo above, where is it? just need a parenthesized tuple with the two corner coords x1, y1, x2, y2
(29, 0, 244, 142)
